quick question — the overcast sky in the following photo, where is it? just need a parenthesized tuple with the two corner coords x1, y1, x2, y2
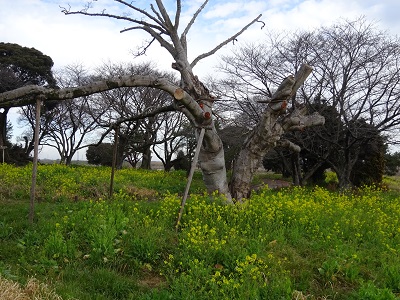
(1, 0, 399, 159)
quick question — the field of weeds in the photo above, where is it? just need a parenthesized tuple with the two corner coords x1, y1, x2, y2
(0, 163, 399, 299)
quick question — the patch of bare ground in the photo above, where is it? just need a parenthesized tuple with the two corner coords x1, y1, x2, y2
(252, 178, 292, 191)
(0, 276, 62, 300)
(137, 265, 167, 289)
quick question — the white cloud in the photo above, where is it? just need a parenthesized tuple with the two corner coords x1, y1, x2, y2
(204, 2, 243, 19)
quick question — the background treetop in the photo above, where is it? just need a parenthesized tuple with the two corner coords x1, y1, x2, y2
(0, 43, 56, 92)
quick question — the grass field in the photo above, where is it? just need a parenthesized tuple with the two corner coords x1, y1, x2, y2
(0, 163, 399, 299)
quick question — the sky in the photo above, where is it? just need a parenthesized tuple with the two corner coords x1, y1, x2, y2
(1, 0, 400, 159)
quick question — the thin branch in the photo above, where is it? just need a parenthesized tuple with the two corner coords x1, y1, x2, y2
(175, 0, 181, 29)
(155, 0, 174, 30)
(120, 25, 144, 33)
(115, 104, 176, 126)
(111, 0, 166, 29)
(95, 104, 176, 145)
(61, 8, 166, 33)
(182, 0, 209, 38)
(190, 14, 262, 68)
(130, 38, 156, 57)
(150, 3, 165, 25)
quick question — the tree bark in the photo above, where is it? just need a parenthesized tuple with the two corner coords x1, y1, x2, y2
(230, 105, 286, 200)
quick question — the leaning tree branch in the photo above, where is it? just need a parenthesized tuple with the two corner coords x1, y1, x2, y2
(190, 14, 262, 68)
(0, 75, 173, 106)
(0, 75, 206, 123)
(282, 112, 325, 132)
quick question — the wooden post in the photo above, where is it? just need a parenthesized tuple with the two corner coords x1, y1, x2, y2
(109, 124, 119, 198)
(29, 97, 41, 223)
(176, 127, 205, 231)
(0, 146, 6, 163)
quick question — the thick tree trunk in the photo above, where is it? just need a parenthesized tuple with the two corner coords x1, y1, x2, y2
(291, 152, 302, 186)
(302, 160, 326, 184)
(335, 157, 356, 189)
(59, 156, 66, 164)
(140, 146, 152, 169)
(65, 156, 72, 165)
(116, 155, 125, 170)
(173, 79, 233, 202)
(337, 169, 353, 189)
(230, 106, 285, 200)
(198, 127, 232, 203)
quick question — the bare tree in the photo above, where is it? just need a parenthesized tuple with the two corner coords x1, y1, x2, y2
(17, 105, 54, 155)
(0, 1, 323, 201)
(43, 65, 106, 164)
(279, 18, 400, 188)
(152, 112, 190, 171)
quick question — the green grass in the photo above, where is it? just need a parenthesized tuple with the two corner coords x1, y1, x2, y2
(383, 175, 400, 191)
(1, 164, 400, 299)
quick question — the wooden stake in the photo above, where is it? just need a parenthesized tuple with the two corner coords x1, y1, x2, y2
(29, 97, 41, 223)
(176, 127, 205, 231)
(109, 124, 119, 198)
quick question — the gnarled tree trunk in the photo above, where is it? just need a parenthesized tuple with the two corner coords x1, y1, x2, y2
(230, 65, 325, 201)
(198, 127, 231, 202)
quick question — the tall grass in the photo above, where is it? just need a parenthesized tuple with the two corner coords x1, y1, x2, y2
(0, 163, 399, 299)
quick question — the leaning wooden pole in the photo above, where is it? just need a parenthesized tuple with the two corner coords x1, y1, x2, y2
(29, 97, 41, 223)
(176, 127, 205, 231)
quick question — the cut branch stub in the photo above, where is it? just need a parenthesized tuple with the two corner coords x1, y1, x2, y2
(173, 88, 185, 100)
(173, 88, 207, 124)
(291, 64, 313, 96)
(270, 76, 295, 101)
